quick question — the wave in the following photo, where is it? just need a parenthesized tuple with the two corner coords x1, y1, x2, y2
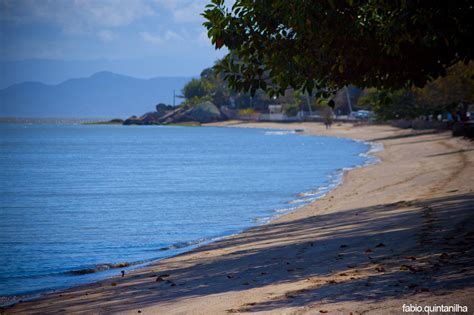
(273, 138, 383, 218)
(68, 138, 384, 279)
(264, 130, 296, 136)
(1, 129, 385, 306)
(67, 237, 216, 276)
(67, 262, 132, 276)
(358, 141, 384, 166)
(157, 237, 213, 251)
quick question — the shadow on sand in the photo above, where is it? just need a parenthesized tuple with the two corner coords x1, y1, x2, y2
(4, 193, 474, 313)
(369, 130, 442, 142)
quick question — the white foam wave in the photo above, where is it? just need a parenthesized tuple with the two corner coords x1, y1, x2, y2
(358, 141, 384, 165)
(264, 130, 296, 136)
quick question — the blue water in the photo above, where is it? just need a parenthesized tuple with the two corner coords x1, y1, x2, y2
(0, 124, 370, 298)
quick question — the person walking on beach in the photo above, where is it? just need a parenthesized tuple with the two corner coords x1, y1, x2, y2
(324, 116, 332, 129)
(322, 105, 334, 129)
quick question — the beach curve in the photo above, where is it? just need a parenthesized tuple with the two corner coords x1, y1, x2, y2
(3, 121, 473, 314)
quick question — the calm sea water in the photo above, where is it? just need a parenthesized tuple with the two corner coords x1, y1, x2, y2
(0, 124, 370, 298)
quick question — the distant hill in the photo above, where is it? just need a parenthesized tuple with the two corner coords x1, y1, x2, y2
(0, 58, 205, 89)
(0, 72, 191, 118)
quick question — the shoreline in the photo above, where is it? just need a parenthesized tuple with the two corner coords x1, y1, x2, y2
(0, 123, 375, 307)
(3, 121, 474, 314)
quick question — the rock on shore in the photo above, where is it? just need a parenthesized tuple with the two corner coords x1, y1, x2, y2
(123, 101, 226, 125)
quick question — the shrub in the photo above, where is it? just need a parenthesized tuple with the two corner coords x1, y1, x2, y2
(238, 108, 257, 116)
(284, 104, 299, 117)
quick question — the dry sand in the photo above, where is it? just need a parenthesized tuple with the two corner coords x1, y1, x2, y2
(3, 121, 474, 314)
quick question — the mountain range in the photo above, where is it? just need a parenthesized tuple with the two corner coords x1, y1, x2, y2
(0, 72, 191, 118)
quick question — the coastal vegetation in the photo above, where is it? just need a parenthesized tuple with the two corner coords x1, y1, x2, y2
(123, 63, 473, 131)
(358, 62, 474, 120)
(127, 60, 473, 127)
(196, 0, 473, 131)
(124, 1, 472, 135)
(180, 67, 274, 110)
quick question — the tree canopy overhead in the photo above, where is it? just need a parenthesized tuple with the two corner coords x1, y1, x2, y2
(203, 0, 473, 96)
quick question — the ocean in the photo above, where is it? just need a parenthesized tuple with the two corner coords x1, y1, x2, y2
(0, 123, 372, 300)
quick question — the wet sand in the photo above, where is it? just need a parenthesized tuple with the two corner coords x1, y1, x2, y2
(3, 121, 474, 314)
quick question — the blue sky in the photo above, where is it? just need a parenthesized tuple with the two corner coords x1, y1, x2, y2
(0, 0, 227, 81)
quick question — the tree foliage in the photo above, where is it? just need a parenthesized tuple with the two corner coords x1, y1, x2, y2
(358, 88, 420, 120)
(182, 78, 213, 101)
(358, 61, 474, 120)
(414, 61, 474, 110)
(203, 0, 473, 96)
(181, 66, 278, 110)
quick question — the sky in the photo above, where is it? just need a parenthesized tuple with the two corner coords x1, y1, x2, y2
(0, 0, 227, 81)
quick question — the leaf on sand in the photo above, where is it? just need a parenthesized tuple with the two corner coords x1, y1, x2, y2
(439, 253, 449, 260)
(400, 264, 421, 273)
(156, 274, 170, 282)
(375, 266, 386, 272)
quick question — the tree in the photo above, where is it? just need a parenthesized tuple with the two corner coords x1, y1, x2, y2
(181, 65, 280, 110)
(358, 88, 420, 120)
(414, 61, 474, 115)
(182, 78, 213, 100)
(203, 0, 473, 96)
(355, 61, 474, 120)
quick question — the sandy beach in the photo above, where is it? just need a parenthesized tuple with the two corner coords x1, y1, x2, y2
(3, 121, 474, 314)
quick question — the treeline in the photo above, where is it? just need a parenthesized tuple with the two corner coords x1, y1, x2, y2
(179, 66, 343, 115)
(177, 60, 473, 121)
(358, 61, 474, 120)
(180, 67, 273, 111)
(197, 1, 473, 122)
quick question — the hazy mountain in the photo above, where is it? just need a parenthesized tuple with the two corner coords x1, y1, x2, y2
(1, 59, 109, 89)
(0, 72, 191, 118)
(0, 58, 206, 89)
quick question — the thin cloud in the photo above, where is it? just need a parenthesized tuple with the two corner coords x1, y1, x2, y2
(97, 30, 118, 42)
(155, 0, 207, 23)
(1, 0, 156, 31)
(164, 30, 183, 41)
(139, 30, 184, 45)
(1, 0, 227, 65)
(139, 31, 163, 45)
